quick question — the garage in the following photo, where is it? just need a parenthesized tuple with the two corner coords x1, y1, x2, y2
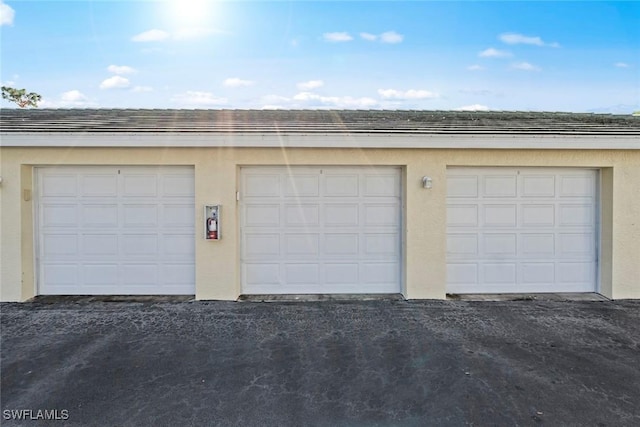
(447, 167, 598, 294)
(240, 166, 402, 294)
(36, 166, 195, 295)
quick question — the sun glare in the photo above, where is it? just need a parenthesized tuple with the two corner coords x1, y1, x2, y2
(167, 0, 211, 26)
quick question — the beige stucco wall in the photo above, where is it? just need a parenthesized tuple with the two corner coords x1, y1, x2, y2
(1, 145, 638, 301)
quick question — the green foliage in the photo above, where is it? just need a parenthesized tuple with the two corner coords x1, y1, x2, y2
(1, 86, 42, 108)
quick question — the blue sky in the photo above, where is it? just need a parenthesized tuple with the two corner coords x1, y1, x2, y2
(1, 1, 639, 112)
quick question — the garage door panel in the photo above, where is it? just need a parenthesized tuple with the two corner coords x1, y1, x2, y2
(483, 233, 517, 255)
(244, 234, 281, 257)
(483, 263, 517, 284)
(483, 204, 517, 227)
(447, 234, 478, 256)
(325, 234, 359, 255)
(162, 264, 195, 285)
(285, 234, 320, 256)
(325, 264, 359, 284)
(122, 264, 158, 285)
(364, 204, 399, 226)
(82, 204, 118, 227)
(363, 174, 399, 197)
(244, 174, 280, 197)
(245, 204, 280, 226)
(164, 234, 195, 257)
(122, 234, 158, 256)
(363, 263, 398, 285)
(447, 205, 478, 227)
(522, 175, 555, 197)
(559, 205, 593, 226)
(522, 204, 554, 227)
(324, 174, 358, 196)
(285, 204, 320, 226)
(484, 175, 517, 197)
(43, 234, 78, 256)
(83, 264, 118, 286)
(242, 166, 401, 294)
(123, 204, 158, 227)
(244, 263, 281, 285)
(41, 175, 77, 197)
(521, 263, 555, 284)
(161, 204, 194, 227)
(447, 263, 478, 286)
(41, 204, 78, 227)
(285, 264, 319, 284)
(447, 167, 597, 293)
(42, 264, 79, 287)
(162, 174, 195, 197)
(81, 174, 118, 197)
(82, 234, 119, 256)
(559, 233, 593, 255)
(560, 175, 595, 197)
(325, 204, 358, 226)
(363, 233, 399, 256)
(558, 262, 595, 283)
(122, 174, 158, 197)
(448, 176, 478, 198)
(37, 166, 195, 295)
(521, 234, 555, 256)
(285, 175, 319, 197)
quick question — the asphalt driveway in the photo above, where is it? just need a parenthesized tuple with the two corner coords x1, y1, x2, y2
(1, 299, 639, 426)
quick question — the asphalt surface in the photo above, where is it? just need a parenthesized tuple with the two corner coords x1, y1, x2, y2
(1, 299, 639, 426)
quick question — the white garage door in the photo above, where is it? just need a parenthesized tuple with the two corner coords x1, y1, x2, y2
(447, 167, 598, 294)
(241, 166, 402, 294)
(36, 166, 195, 295)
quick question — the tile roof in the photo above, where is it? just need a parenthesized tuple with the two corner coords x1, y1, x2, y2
(1, 109, 639, 136)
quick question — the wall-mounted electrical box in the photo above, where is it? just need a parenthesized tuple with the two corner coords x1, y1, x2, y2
(204, 205, 221, 240)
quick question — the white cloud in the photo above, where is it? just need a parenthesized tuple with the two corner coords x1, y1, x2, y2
(499, 32, 560, 48)
(132, 29, 171, 42)
(377, 89, 438, 100)
(511, 61, 541, 71)
(38, 90, 96, 108)
(223, 77, 255, 88)
(297, 80, 324, 91)
(0, 0, 15, 26)
(132, 86, 153, 93)
(323, 32, 353, 42)
(172, 91, 228, 106)
(615, 62, 630, 68)
(359, 31, 403, 43)
(456, 104, 490, 111)
(293, 92, 378, 109)
(360, 32, 377, 41)
(61, 90, 88, 103)
(107, 65, 137, 75)
(292, 92, 319, 101)
(467, 64, 485, 71)
(99, 76, 130, 89)
(380, 31, 403, 44)
(54, 90, 94, 107)
(133, 27, 224, 43)
(479, 48, 512, 58)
